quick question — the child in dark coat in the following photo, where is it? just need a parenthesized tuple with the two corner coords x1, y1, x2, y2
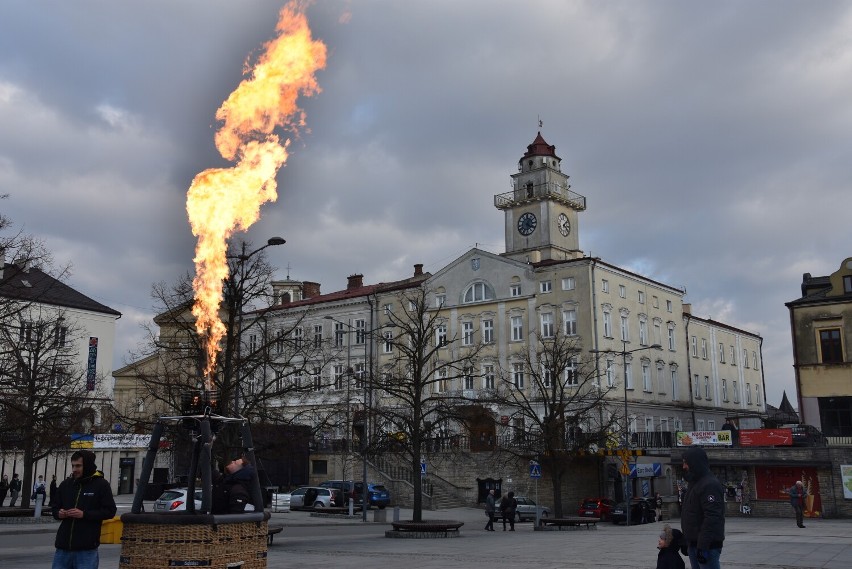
(657, 523, 686, 569)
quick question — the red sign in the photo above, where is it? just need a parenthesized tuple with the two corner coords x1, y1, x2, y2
(739, 428, 793, 447)
(500, 415, 510, 425)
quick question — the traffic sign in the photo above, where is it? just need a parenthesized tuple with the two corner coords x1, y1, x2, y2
(420, 461, 427, 477)
(529, 462, 542, 479)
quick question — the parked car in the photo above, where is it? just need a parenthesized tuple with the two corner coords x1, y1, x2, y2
(319, 480, 391, 509)
(153, 488, 202, 512)
(288, 486, 343, 510)
(577, 496, 616, 521)
(611, 498, 656, 525)
(789, 424, 828, 447)
(513, 496, 550, 522)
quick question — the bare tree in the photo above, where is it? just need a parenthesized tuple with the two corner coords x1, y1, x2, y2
(369, 285, 484, 522)
(489, 329, 618, 517)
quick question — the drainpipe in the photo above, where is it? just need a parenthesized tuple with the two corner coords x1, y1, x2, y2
(786, 304, 803, 423)
(684, 314, 696, 430)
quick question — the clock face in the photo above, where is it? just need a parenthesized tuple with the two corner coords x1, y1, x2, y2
(517, 212, 537, 236)
(557, 213, 570, 236)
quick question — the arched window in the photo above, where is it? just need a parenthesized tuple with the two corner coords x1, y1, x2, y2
(463, 282, 495, 303)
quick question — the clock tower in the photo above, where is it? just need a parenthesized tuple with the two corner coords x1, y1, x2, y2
(496, 132, 586, 262)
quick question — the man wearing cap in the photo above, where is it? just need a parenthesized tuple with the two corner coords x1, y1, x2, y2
(52, 450, 117, 569)
(680, 447, 725, 569)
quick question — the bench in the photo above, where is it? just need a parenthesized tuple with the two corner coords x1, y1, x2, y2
(539, 517, 599, 530)
(387, 520, 464, 538)
(267, 525, 284, 545)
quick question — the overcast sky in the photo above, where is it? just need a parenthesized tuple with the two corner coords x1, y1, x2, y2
(2, 1, 851, 408)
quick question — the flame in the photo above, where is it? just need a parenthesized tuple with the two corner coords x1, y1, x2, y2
(186, 1, 327, 387)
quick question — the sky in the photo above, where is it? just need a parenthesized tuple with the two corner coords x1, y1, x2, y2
(1, 1, 851, 409)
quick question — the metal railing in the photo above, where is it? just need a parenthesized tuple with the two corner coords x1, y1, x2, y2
(494, 182, 586, 211)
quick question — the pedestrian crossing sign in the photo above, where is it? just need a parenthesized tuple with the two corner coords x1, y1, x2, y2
(529, 463, 542, 479)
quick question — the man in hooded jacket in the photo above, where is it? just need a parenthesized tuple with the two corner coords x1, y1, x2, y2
(213, 455, 257, 514)
(680, 447, 725, 569)
(52, 449, 117, 569)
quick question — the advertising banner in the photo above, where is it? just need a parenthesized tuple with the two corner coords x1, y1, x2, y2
(675, 430, 732, 447)
(739, 428, 793, 447)
(93, 434, 152, 449)
(755, 466, 822, 517)
(841, 465, 852, 500)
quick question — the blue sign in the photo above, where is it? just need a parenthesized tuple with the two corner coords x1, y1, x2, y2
(420, 461, 426, 477)
(529, 462, 541, 479)
(629, 462, 663, 479)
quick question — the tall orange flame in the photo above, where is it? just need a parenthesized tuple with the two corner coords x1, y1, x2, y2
(186, 1, 326, 387)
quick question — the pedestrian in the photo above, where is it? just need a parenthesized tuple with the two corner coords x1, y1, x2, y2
(52, 449, 117, 569)
(49, 475, 58, 507)
(680, 447, 725, 569)
(500, 490, 517, 531)
(656, 523, 687, 569)
(787, 480, 806, 529)
(33, 474, 47, 501)
(212, 454, 257, 514)
(0, 474, 8, 506)
(8, 473, 21, 507)
(656, 492, 664, 521)
(484, 488, 496, 531)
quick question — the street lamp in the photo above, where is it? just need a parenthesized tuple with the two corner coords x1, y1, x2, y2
(590, 340, 662, 526)
(231, 237, 286, 415)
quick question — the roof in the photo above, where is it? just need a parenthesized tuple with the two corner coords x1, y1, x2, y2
(0, 262, 121, 317)
(521, 131, 560, 162)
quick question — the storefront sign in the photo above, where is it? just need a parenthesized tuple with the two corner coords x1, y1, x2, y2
(93, 434, 151, 449)
(675, 430, 732, 446)
(630, 462, 662, 478)
(739, 428, 792, 447)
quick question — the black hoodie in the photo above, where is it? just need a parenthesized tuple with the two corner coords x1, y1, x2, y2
(52, 451, 117, 551)
(680, 447, 725, 551)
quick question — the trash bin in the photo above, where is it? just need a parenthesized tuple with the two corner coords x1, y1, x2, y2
(100, 516, 124, 544)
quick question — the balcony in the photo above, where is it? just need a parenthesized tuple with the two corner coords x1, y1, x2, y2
(494, 182, 586, 211)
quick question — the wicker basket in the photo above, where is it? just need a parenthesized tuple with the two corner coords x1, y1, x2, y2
(119, 512, 268, 569)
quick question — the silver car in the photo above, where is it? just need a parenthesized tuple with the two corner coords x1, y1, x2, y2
(288, 486, 342, 510)
(153, 488, 202, 512)
(513, 496, 551, 522)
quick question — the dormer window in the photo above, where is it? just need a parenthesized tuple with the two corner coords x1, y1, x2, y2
(463, 282, 495, 303)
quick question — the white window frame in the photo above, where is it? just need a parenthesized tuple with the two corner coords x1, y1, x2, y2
(639, 319, 648, 345)
(511, 316, 524, 341)
(733, 380, 739, 403)
(691, 336, 697, 357)
(540, 313, 554, 338)
(565, 357, 578, 386)
(670, 368, 678, 400)
(667, 324, 676, 350)
(666, 299, 673, 312)
(638, 290, 645, 304)
(620, 315, 629, 342)
(746, 382, 752, 404)
(601, 279, 609, 293)
(462, 321, 474, 346)
(694, 374, 701, 400)
(743, 348, 749, 368)
(563, 309, 577, 336)
(512, 363, 525, 389)
(464, 282, 495, 303)
(719, 343, 725, 363)
(642, 362, 651, 392)
(510, 284, 522, 297)
(603, 310, 612, 338)
(435, 294, 446, 308)
(540, 280, 552, 293)
(483, 319, 494, 344)
(383, 331, 393, 354)
(561, 277, 575, 291)
(722, 379, 728, 402)
(619, 284, 626, 298)
(704, 376, 711, 400)
(701, 338, 708, 359)
(436, 325, 447, 347)
(354, 319, 366, 344)
(483, 364, 495, 390)
(606, 359, 615, 387)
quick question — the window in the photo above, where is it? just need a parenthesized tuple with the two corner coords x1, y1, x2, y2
(605, 359, 615, 387)
(275, 329, 285, 354)
(543, 367, 553, 389)
(334, 322, 345, 348)
(691, 336, 697, 357)
(436, 325, 447, 347)
(819, 329, 843, 363)
(563, 309, 577, 336)
(55, 325, 68, 348)
(654, 321, 662, 345)
(603, 310, 612, 338)
(462, 321, 474, 345)
(638, 291, 645, 304)
(383, 303, 392, 315)
(435, 294, 446, 308)
(645, 417, 654, 433)
(732, 380, 739, 403)
(333, 365, 345, 391)
(755, 384, 761, 405)
(383, 331, 393, 354)
(248, 334, 257, 353)
(565, 357, 578, 386)
(642, 362, 651, 391)
(701, 339, 708, 359)
(463, 367, 474, 390)
(355, 319, 366, 344)
(408, 300, 418, 311)
(512, 363, 525, 389)
(511, 316, 524, 341)
(619, 284, 626, 298)
(625, 362, 633, 389)
(18, 320, 33, 343)
(743, 349, 749, 368)
(719, 343, 725, 363)
(601, 279, 609, 293)
(483, 365, 495, 390)
(752, 351, 759, 370)
(666, 300, 673, 312)
(483, 319, 494, 343)
(620, 315, 629, 342)
(314, 325, 323, 348)
(707, 420, 716, 431)
(845, 274, 852, 293)
(652, 296, 659, 308)
(293, 327, 303, 349)
(435, 369, 448, 393)
(667, 324, 676, 350)
(697, 419, 705, 431)
(746, 382, 752, 404)
(670, 368, 678, 400)
(561, 277, 575, 291)
(540, 280, 552, 293)
(354, 363, 365, 389)
(312, 366, 322, 391)
(730, 345, 736, 365)
(694, 375, 701, 400)
(704, 376, 711, 400)
(510, 284, 522, 297)
(656, 362, 665, 394)
(540, 313, 554, 338)
(722, 379, 728, 401)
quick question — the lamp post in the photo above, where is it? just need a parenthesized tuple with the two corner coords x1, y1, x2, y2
(231, 236, 285, 416)
(590, 341, 662, 526)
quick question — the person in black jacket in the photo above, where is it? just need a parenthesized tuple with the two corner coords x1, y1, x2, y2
(52, 449, 117, 569)
(213, 455, 257, 514)
(680, 447, 725, 569)
(500, 491, 517, 531)
(657, 523, 686, 569)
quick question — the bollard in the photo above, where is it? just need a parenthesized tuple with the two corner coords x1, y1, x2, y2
(34, 493, 44, 518)
(393, 506, 400, 522)
(349, 498, 354, 516)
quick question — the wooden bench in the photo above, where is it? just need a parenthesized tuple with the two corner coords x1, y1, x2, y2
(540, 516, 599, 530)
(387, 520, 464, 538)
(267, 525, 284, 545)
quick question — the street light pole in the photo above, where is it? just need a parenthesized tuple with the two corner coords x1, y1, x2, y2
(590, 341, 662, 526)
(231, 236, 285, 416)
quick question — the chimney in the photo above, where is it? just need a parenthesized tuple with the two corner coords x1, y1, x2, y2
(347, 274, 364, 290)
(413, 263, 424, 277)
(302, 281, 321, 298)
(682, 303, 691, 315)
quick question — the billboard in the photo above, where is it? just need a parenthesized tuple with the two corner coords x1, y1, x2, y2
(675, 430, 733, 447)
(739, 428, 793, 447)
